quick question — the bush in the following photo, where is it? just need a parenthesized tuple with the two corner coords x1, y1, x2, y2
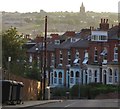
(51, 87, 68, 98)
(70, 83, 119, 99)
(70, 85, 91, 99)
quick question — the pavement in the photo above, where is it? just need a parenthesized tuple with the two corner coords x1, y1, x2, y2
(1, 100, 63, 109)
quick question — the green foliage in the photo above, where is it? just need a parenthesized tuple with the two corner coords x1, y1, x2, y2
(25, 66, 40, 81)
(70, 85, 91, 99)
(2, 26, 41, 80)
(52, 87, 68, 97)
(70, 83, 119, 99)
(2, 27, 26, 69)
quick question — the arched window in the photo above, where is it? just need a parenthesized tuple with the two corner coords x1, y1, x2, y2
(76, 71, 79, 77)
(51, 73, 53, 84)
(54, 71, 57, 77)
(58, 72, 62, 85)
(54, 71, 57, 84)
(94, 70, 97, 82)
(109, 69, 112, 75)
(76, 71, 80, 84)
(89, 70, 92, 83)
(70, 71, 74, 84)
(108, 68, 112, 83)
(70, 71, 74, 77)
(89, 70, 92, 76)
(103, 70, 107, 84)
(59, 72, 62, 78)
(114, 69, 118, 83)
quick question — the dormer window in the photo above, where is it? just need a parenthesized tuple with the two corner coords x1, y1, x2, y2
(70, 38, 79, 43)
(55, 40, 60, 45)
(91, 31, 108, 42)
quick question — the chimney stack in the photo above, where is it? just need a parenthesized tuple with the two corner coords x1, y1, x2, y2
(99, 18, 109, 30)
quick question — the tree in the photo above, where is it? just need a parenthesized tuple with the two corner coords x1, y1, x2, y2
(2, 27, 41, 80)
(2, 27, 25, 70)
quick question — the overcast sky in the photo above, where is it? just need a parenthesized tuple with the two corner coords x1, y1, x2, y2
(0, 0, 120, 13)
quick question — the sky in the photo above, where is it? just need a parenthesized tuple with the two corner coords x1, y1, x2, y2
(0, 0, 120, 13)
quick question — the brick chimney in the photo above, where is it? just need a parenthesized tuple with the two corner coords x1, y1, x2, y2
(99, 18, 109, 30)
(50, 34, 59, 40)
(64, 31, 75, 37)
(35, 35, 44, 43)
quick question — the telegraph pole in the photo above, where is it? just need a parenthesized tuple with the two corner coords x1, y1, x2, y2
(43, 16, 47, 100)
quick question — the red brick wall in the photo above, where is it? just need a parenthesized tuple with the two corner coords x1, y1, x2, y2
(2, 71, 41, 101)
(89, 40, 119, 64)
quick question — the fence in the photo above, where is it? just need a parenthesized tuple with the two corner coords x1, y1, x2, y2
(2, 70, 41, 101)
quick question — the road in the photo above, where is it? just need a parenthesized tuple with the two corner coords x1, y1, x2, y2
(27, 99, 120, 109)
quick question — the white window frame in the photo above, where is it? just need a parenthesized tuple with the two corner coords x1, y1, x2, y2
(75, 49, 79, 59)
(51, 53, 55, 67)
(114, 47, 118, 62)
(68, 51, 71, 65)
(94, 70, 98, 83)
(114, 69, 118, 83)
(70, 71, 74, 84)
(108, 69, 112, 83)
(59, 50, 63, 65)
(75, 71, 80, 84)
(83, 50, 88, 64)
(54, 71, 57, 84)
(102, 47, 107, 64)
(55, 40, 60, 45)
(94, 48, 98, 62)
(58, 72, 63, 85)
(88, 70, 92, 83)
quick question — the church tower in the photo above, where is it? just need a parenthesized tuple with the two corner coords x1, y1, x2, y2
(80, 2, 85, 14)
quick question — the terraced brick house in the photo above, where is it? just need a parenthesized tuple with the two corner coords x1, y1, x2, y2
(27, 19, 120, 88)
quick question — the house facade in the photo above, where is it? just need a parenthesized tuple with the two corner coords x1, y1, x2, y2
(27, 19, 120, 88)
(48, 19, 120, 88)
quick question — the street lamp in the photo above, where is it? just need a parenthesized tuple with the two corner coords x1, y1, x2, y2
(66, 65, 70, 88)
(8, 57, 11, 80)
(35, 47, 39, 69)
(66, 65, 70, 99)
(78, 69, 81, 99)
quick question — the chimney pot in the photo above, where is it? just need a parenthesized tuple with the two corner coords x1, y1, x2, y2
(101, 18, 103, 23)
(104, 19, 105, 23)
(106, 19, 108, 23)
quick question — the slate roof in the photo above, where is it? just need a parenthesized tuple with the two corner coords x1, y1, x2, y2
(47, 42, 59, 51)
(27, 43, 43, 53)
(108, 25, 119, 40)
(71, 39, 89, 48)
(55, 38, 74, 49)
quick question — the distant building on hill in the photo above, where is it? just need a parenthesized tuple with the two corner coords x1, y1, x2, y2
(80, 2, 85, 14)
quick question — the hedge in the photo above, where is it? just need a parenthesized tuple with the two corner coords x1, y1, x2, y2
(70, 83, 119, 99)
